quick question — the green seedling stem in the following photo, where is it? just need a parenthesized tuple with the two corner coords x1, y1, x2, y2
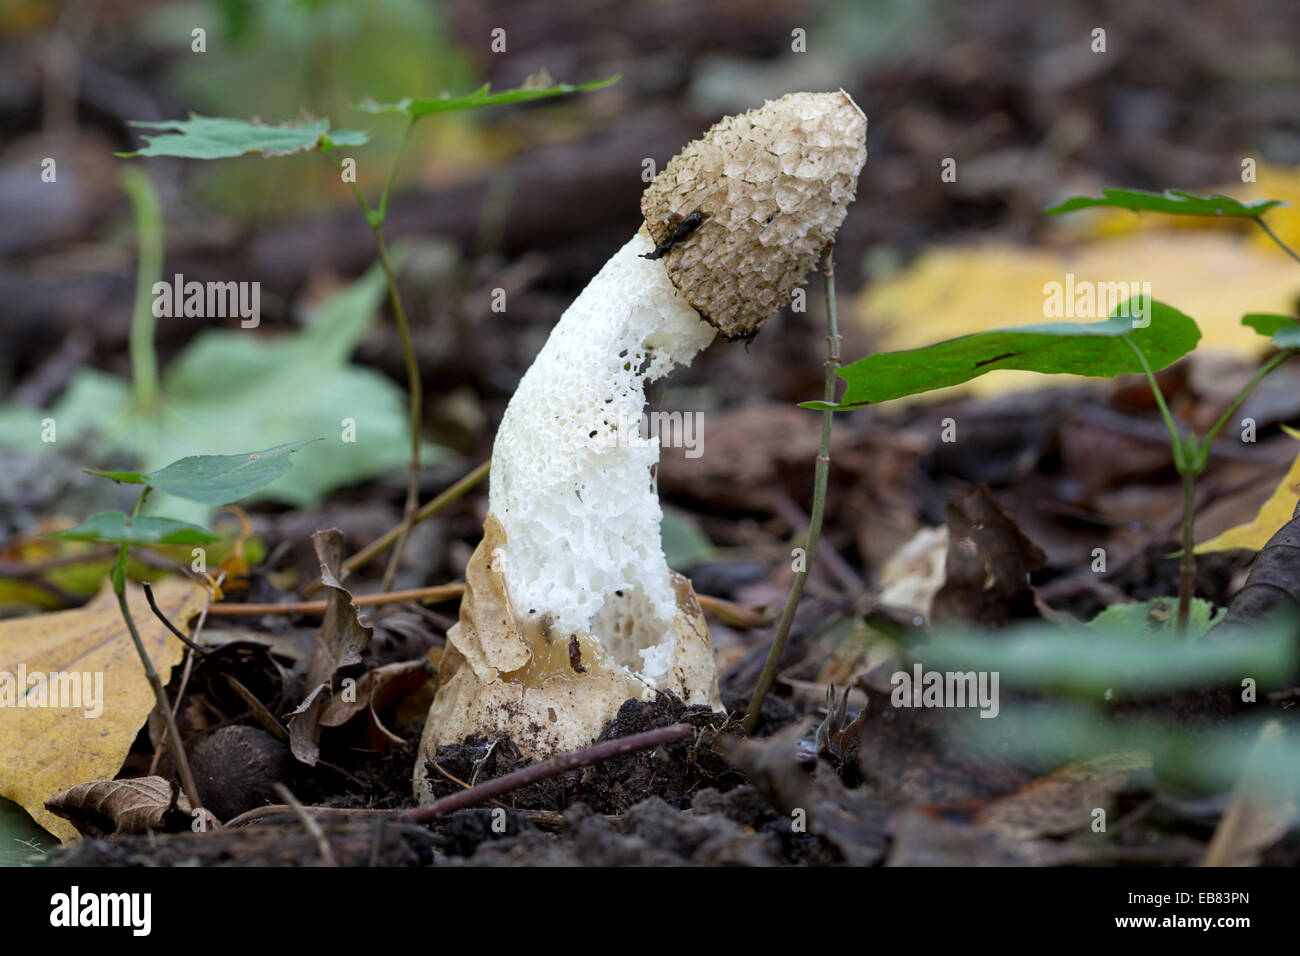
(745, 246, 840, 734)
(110, 486, 203, 809)
(1123, 336, 1297, 634)
(120, 167, 163, 409)
(329, 126, 422, 592)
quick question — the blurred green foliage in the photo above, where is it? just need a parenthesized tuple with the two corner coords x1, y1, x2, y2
(141, 0, 475, 217)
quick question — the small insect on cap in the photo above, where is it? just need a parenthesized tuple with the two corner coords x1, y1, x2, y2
(641, 90, 867, 339)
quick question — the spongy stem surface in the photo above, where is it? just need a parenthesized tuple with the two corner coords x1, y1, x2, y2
(488, 229, 715, 675)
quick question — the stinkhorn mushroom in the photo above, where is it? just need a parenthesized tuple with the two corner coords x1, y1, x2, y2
(415, 91, 867, 798)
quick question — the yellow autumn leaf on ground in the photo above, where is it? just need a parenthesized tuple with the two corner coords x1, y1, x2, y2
(862, 232, 1300, 400)
(1196, 426, 1300, 554)
(0, 577, 207, 842)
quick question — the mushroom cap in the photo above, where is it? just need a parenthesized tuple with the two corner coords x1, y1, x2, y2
(641, 90, 867, 339)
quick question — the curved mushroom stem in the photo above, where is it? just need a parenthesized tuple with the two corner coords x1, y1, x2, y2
(416, 92, 866, 790)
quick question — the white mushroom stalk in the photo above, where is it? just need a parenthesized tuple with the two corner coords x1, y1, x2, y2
(416, 91, 866, 795)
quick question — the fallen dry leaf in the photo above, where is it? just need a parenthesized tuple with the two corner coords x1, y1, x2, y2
(875, 525, 948, 622)
(968, 750, 1152, 839)
(0, 577, 207, 842)
(305, 528, 373, 690)
(931, 484, 1046, 627)
(286, 682, 331, 767)
(1197, 426, 1300, 554)
(44, 776, 193, 839)
(319, 658, 430, 750)
(288, 528, 376, 766)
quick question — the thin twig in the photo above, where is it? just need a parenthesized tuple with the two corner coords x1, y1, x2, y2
(224, 803, 582, 829)
(430, 758, 512, 813)
(223, 674, 290, 741)
(207, 583, 466, 617)
(764, 487, 864, 593)
(142, 581, 208, 654)
(743, 246, 841, 735)
(429, 757, 476, 791)
(273, 783, 338, 866)
(695, 592, 774, 630)
(404, 723, 695, 823)
(148, 572, 222, 776)
(214, 581, 765, 632)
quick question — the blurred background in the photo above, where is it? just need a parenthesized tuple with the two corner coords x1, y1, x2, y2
(2, 0, 1300, 604)
(5, 0, 1300, 868)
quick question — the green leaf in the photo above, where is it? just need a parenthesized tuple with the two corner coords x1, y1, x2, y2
(360, 75, 618, 119)
(85, 441, 320, 505)
(1088, 597, 1225, 640)
(120, 115, 368, 159)
(0, 261, 443, 510)
(806, 299, 1200, 410)
(1242, 313, 1300, 349)
(151, 259, 438, 506)
(51, 512, 218, 546)
(1044, 187, 1285, 219)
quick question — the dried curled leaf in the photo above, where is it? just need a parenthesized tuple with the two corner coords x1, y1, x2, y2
(305, 528, 373, 689)
(642, 90, 867, 338)
(931, 484, 1046, 627)
(45, 776, 193, 839)
(319, 659, 430, 751)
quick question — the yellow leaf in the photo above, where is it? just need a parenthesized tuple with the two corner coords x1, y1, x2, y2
(1196, 426, 1300, 554)
(0, 578, 207, 842)
(863, 233, 1300, 401)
